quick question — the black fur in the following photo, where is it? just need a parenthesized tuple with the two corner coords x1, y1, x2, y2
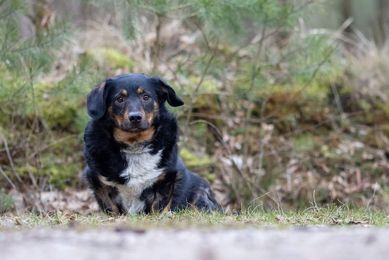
(83, 73, 221, 214)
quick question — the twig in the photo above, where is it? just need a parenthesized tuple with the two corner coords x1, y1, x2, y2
(152, 13, 163, 73)
(190, 119, 261, 198)
(183, 50, 216, 138)
(330, 82, 344, 115)
(257, 98, 269, 171)
(0, 165, 17, 190)
(28, 135, 75, 160)
(0, 132, 22, 184)
(241, 16, 267, 174)
(259, 44, 337, 121)
(312, 189, 319, 212)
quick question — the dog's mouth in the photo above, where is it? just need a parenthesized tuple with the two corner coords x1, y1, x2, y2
(113, 125, 155, 145)
(120, 120, 150, 133)
(125, 127, 148, 133)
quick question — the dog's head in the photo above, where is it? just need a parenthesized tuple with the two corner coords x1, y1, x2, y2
(87, 74, 184, 143)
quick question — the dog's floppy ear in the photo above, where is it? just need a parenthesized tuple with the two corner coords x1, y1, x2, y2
(153, 77, 184, 107)
(87, 80, 110, 119)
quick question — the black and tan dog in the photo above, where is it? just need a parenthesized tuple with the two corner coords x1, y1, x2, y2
(83, 73, 221, 214)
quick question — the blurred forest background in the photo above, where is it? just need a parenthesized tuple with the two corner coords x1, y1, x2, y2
(0, 0, 388, 213)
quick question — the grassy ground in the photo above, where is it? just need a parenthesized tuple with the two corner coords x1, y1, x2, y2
(1, 207, 388, 231)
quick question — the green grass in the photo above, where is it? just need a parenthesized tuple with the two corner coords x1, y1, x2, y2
(1, 207, 388, 231)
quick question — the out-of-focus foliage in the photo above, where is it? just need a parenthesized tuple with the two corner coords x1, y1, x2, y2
(0, 0, 388, 213)
(0, 189, 14, 213)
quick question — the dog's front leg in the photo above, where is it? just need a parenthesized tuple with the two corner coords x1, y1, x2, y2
(84, 167, 126, 215)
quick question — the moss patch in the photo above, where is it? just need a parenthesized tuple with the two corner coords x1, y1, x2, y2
(86, 48, 134, 70)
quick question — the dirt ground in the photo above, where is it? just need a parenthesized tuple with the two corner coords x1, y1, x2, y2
(0, 227, 388, 260)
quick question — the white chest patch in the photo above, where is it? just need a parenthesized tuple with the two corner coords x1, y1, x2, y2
(100, 145, 163, 214)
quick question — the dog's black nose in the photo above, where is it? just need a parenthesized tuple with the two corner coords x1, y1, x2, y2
(129, 112, 142, 123)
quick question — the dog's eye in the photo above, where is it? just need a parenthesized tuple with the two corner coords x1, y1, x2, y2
(142, 95, 150, 101)
(116, 96, 124, 103)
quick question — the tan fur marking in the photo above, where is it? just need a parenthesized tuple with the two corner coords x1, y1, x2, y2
(156, 172, 167, 182)
(162, 197, 173, 213)
(108, 106, 115, 122)
(158, 172, 175, 213)
(136, 87, 145, 94)
(95, 187, 120, 215)
(151, 194, 161, 213)
(113, 127, 155, 145)
(109, 106, 130, 127)
(146, 102, 159, 125)
(145, 112, 154, 125)
(120, 89, 128, 96)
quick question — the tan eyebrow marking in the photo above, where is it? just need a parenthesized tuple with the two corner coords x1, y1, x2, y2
(136, 87, 145, 94)
(120, 89, 128, 96)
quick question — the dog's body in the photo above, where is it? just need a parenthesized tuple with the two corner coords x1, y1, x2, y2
(83, 74, 220, 214)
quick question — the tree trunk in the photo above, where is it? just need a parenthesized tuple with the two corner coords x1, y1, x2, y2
(31, 0, 55, 35)
(341, 0, 353, 49)
(341, 0, 353, 34)
(375, 0, 387, 47)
